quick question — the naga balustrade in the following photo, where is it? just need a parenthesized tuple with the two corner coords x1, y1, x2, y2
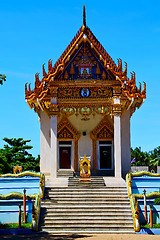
(0, 171, 45, 231)
(126, 170, 160, 231)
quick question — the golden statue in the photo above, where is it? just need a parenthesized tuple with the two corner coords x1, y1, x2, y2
(79, 155, 91, 182)
(13, 165, 22, 174)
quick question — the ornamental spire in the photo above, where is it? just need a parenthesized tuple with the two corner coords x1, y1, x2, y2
(83, 4, 86, 28)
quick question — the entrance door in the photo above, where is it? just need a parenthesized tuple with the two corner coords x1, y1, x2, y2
(59, 141, 72, 169)
(99, 141, 112, 170)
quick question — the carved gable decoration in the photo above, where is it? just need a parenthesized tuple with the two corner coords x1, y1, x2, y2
(97, 126, 113, 139)
(58, 43, 114, 81)
(90, 116, 114, 140)
(57, 116, 80, 140)
(58, 127, 73, 139)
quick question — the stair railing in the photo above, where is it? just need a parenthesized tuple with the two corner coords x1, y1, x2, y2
(126, 171, 140, 232)
(0, 171, 45, 231)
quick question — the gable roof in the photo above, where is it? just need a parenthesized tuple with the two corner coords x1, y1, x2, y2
(25, 6, 146, 102)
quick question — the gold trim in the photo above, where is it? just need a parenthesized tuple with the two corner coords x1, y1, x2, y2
(0, 171, 40, 178)
(131, 171, 160, 177)
(133, 192, 160, 200)
(126, 173, 140, 232)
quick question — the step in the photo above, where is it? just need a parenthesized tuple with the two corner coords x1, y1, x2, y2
(41, 226, 134, 231)
(40, 230, 135, 234)
(46, 189, 127, 193)
(46, 194, 128, 198)
(41, 220, 133, 226)
(46, 187, 127, 190)
(41, 205, 131, 210)
(43, 199, 129, 203)
(42, 214, 133, 220)
(42, 216, 133, 221)
(46, 193, 128, 197)
(42, 202, 130, 206)
(40, 182, 133, 234)
(42, 206, 132, 212)
(41, 211, 132, 216)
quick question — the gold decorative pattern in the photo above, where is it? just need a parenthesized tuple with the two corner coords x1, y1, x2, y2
(90, 115, 114, 140)
(57, 116, 80, 140)
(58, 127, 73, 139)
(97, 126, 113, 139)
(49, 104, 59, 116)
(113, 86, 121, 97)
(112, 103, 122, 115)
(57, 86, 113, 99)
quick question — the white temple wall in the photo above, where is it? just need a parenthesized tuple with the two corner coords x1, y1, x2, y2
(69, 114, 103, 170)
(121, 109, 131, 178)
(40, 110, 51, 177)
(78, 135, 92, 170)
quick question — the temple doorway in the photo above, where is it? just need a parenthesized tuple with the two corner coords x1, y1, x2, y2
(58, 141, 72, 169)
(98, 141, 113, 170)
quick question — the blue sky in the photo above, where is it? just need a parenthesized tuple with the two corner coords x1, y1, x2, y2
(0, 0, 160, 157)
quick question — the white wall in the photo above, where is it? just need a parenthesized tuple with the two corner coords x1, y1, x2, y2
(40, 110, 51, 177)
(69, 114, 103, 170)
(121, 109, 131, 178)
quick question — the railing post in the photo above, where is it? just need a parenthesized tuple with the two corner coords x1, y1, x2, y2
(135, 199, 140, 232)
(143, 189, 148, 223)
(23, 189, 26, 223)
(128, 170, 132, 196)
(150, 204, 153, 228)
(32, 201, 36, 231)
(19, 204, 21, 228)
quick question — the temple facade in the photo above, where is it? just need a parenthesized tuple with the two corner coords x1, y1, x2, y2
(25, 6, 146, 182)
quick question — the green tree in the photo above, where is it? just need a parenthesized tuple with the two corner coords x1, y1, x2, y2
(0, 74, 6, 85)
(0, 137, 40, 174)
(149, 146, 160, 166)
(131, 147, 150, 166)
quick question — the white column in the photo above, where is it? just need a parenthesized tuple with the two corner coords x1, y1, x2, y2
(114, 98, 121, 177)
(50, 115, 57, 179)
(40, 110, 51, 176)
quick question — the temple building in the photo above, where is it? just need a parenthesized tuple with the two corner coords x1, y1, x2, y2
(25, 6, 146, 183)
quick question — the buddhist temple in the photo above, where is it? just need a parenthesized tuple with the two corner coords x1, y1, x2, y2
(25, 6, 146, 183)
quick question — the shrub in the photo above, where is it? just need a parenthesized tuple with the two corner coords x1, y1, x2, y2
(154, 198, 160, 205)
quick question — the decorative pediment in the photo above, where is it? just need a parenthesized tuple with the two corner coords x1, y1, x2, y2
(25, 5, 146, 118)
(90, 116, 114, 140)
(58, 43, 114, 81)
(58, 127, 73, 139)
(57, 116, 80, 140)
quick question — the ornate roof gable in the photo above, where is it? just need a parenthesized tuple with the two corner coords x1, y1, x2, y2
(58, 42, 114, 81)
(25, 5, 146, 116)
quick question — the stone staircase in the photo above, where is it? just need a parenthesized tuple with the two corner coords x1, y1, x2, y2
(39, 177, 134, 234)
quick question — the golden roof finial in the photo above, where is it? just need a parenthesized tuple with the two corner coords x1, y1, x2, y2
(83, 4, 86, 28)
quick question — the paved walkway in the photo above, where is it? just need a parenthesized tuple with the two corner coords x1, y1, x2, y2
(0, 234, 160, 240)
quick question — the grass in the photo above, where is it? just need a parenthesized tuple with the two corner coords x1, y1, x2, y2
(0, 222, 32, 229)
(141, 223, 160, 229)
